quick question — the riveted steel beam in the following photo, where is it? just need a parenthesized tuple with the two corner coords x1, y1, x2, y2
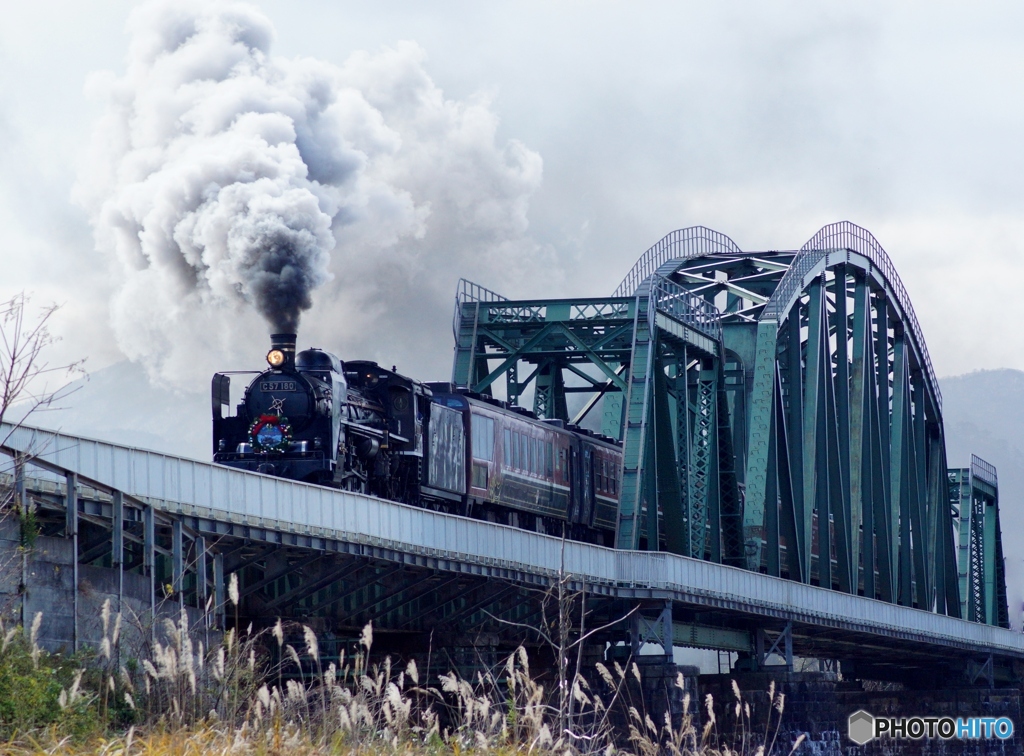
(645, 223, 978, 623)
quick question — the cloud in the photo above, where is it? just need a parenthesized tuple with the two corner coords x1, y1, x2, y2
(76, 0, 547, 387)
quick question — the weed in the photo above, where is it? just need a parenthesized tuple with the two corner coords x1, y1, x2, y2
(0, 592, 800, 755)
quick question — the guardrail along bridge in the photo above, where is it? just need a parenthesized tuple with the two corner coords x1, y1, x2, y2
(3, 221, 1019, 690)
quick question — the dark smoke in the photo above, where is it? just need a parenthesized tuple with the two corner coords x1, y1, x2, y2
(79, 0, 342, 379)
(224, 192, 334, 334)
(78, 0, 548, 388)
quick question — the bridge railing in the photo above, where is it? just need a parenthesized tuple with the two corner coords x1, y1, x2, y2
(3, 422, 1024, 657)
(613, 226, 746, 297)
(793, 222, 942, 411)
(971, 454, 998, 486)
(649, 274, 723, 342)
(452, 278, 509, 340)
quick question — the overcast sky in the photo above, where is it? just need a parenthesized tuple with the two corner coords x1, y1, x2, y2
(2, 2, 1024, 383)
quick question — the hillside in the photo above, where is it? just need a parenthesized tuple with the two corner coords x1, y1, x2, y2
(940, 369, 1024, 628)
(9, 360, 209, 460)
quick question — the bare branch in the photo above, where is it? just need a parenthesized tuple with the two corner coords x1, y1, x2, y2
(0, 293, 86, 453)
(568, 604, 641, 650)
(480, 609, 556, 647)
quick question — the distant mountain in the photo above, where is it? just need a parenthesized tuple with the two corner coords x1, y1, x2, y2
(10, 360, 210, 461)
(941, 369, 1024, 630)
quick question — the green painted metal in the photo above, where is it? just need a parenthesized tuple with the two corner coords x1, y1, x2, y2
(949, 458, 1009, 627)
(688, 369, 716, 558)
(672, 621, 752, 652)
(983, 485, 998, 625)
(933, 438, 960, 616)
(784, 305, 807, 582)
(716, 380, 744, 568)
(891, 333, 910, 605)
(620, 223, 979, 618)
(617, 292, 656, 549)
(601, 392, 624, 439)
(654, 360, 686, 555)
(451, 293, 636, 412)
(533, 362, 568, 420)
(448, 272, 725, 554)
(802, 277, 825, 584)
(910, 369, 930, 608)
(775, 369, 803, 581)
(847, 275, 870, 596)
(672, 352, 692, 555)
(832, 267, 853, 591)
(446, 222, 1004, 626)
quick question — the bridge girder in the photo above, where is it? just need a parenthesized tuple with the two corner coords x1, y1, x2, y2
(614, 222, 979, 619)
(449, 275, 740, 559)
(3, 423, 1021, 672)
(950, 457, 1009, 628)
(453, 221, 1005, 625)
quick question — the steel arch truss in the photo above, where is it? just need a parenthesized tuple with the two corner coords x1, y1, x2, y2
(450, 267, 745, 560)
(614, 222, 1003, 622)
(450, 222, 1005, 625)
(949, 457, 1009, 628)
(724, 224, 958, 615)
(624, 224, 952, 608)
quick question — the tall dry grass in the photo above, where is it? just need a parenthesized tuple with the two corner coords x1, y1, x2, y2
(0, 574, 803, 756)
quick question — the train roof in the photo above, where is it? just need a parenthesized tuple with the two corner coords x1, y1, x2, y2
(429, 385, 621, 448)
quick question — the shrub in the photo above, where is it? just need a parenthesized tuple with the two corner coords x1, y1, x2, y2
(0, 615, 99, 740)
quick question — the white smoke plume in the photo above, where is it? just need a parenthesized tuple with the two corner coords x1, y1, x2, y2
(78, 0, 550, 388)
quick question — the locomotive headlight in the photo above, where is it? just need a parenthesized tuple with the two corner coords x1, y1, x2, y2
(266, 349, 286, 368)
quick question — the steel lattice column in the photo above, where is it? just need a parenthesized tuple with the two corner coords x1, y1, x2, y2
(951, 458, 1009, 627)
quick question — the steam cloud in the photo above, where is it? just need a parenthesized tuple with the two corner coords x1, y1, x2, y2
(79, 0, 549, 387)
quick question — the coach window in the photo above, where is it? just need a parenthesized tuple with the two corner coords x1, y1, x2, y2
(546, 441, 553, 476)
(504, 429, 512, 466)
(520, 434, 529, 474)
(472, 415, 495, 461)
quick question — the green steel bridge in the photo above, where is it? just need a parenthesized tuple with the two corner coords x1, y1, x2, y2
(452, 220, 1008, 627)
(1, 221, 1015, 688)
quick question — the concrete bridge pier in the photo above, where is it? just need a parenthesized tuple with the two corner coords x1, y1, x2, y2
(699, 662, 1023, 754)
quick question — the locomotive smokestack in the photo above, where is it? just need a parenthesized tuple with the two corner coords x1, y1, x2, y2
(267, 333, 297, 370)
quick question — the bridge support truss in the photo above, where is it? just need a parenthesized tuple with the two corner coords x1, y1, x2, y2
(1, 421, 1021, 688)
(950, 456, 1009, 628)
(607, 222, 1015, 623)
(450, 274, 744, 559)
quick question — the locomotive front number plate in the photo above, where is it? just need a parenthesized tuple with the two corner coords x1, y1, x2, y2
(261, 381, 297, 392)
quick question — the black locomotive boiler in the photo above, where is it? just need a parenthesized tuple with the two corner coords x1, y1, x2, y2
(212, 333, 622, 544)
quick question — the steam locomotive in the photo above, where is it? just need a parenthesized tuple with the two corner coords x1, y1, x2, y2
(212, 334, 622, 544)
